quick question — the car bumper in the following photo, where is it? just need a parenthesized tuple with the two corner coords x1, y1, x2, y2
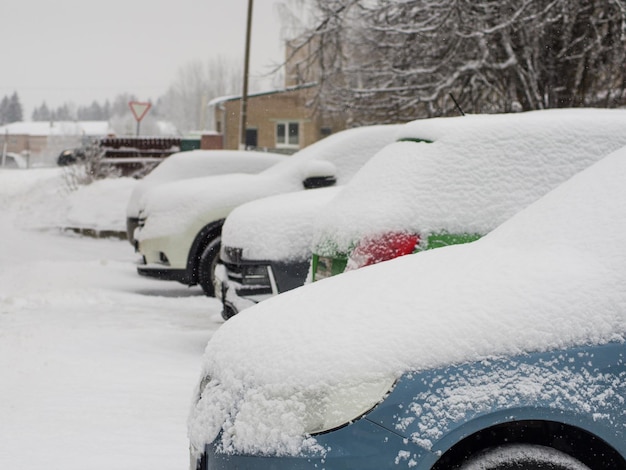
(215, 264, 271, 317)
(194, 417, 435, 470)
(216, 258, 311, 317)
(137, 263, 192, 284)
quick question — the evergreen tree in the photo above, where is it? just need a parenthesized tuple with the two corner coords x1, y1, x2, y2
(54, 103, 74, 120)
(32, 102, 52, 121)
(5, 92, 23, 123)
(0, 96, 9, 125)
(77, 100, 105, 120)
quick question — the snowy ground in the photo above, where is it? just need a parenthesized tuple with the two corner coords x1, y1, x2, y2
(0, 168, 223, 470)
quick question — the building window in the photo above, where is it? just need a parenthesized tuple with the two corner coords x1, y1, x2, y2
(276, 121, 300, 148)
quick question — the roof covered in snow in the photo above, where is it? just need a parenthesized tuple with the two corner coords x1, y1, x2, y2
(0, 120, 114, 137)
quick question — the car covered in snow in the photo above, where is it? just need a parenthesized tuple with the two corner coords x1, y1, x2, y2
(310, 108, 626, 281)
(188, 143, 626, 470)
(125, 150, 286, 245)
(217, 186, 341, 319)
(134, 125, 401, 296)
(216, 108, 626, 318)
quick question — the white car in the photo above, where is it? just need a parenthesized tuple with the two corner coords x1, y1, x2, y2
(134, 125, 402, 296)
(188, 143, 626, 470)
(125, 149, 285, 245)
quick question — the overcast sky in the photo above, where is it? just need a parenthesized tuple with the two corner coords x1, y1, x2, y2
(4, 0, 290, 118)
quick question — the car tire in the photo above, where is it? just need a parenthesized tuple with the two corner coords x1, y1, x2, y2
(459, 444, 591, 470)
(198, 236, 221, 297)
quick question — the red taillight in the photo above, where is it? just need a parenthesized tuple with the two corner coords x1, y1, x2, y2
(346, 232, 420, 271)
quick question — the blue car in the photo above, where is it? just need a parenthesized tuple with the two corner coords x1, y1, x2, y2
(189, 143, 626, 470)
(200, 342, 626, 469)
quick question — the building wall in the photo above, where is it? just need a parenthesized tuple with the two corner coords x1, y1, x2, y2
(216, 86, 345, 153)
(0, 134, 80, 166)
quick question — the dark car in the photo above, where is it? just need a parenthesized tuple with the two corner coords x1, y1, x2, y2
(57, 148, 86, 166)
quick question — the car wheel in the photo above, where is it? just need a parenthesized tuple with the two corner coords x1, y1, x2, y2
(198, 236, 221, 297)
(460, 444, 591, 470)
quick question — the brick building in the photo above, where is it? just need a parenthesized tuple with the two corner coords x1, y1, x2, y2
(210, 37, 348, 154)
(210, 83, 345, 154)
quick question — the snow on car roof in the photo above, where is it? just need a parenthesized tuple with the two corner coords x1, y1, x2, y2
(142, 150, 285, 183)
(126, 150, 285, 217)
(189, 142, 626, 456)
(312, 108, 626, 254)
(259, 124, 402, 184)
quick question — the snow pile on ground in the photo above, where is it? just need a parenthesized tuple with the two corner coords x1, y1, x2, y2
(189, 144, 626, 456)
(313, 108, 626, 255)
(65, 176, 137, 231)
(0, 167, 136, 233)
(0, 167, 221, 470)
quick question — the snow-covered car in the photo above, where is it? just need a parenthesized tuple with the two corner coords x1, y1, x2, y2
(125, 150, 286, 245)
(217, 108, 626, 318)
(217, 186, 341, 319)
(310, 108, 626, 281)
(188, 143, 626, 470)
(134, 125, 401, 296)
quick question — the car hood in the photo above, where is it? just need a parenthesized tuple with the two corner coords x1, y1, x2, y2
(221, 186, 343, 262)
(136, 173, 302, 241)
(189, 145, 626, 455)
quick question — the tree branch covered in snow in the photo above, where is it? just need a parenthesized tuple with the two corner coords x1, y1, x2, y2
(294, 0, 626, 124)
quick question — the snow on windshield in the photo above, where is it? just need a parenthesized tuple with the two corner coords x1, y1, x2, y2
(189, 143, 626, 457)
(313, 109, 626, 255)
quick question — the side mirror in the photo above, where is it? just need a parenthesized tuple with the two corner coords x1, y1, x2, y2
(303, 175, 337, 189)
(301, 160, 337, 189)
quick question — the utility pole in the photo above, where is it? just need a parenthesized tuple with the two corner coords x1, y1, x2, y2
(239, 0, 253, 150)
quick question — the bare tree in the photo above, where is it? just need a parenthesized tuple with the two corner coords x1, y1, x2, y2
(158, 57, 243, 133)
(292, 0, 626, 124)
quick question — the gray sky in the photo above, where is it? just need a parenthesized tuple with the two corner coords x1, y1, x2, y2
(4, 0, 288, 117)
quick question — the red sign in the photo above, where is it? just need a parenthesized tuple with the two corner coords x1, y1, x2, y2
(129, 101, 152, 122)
